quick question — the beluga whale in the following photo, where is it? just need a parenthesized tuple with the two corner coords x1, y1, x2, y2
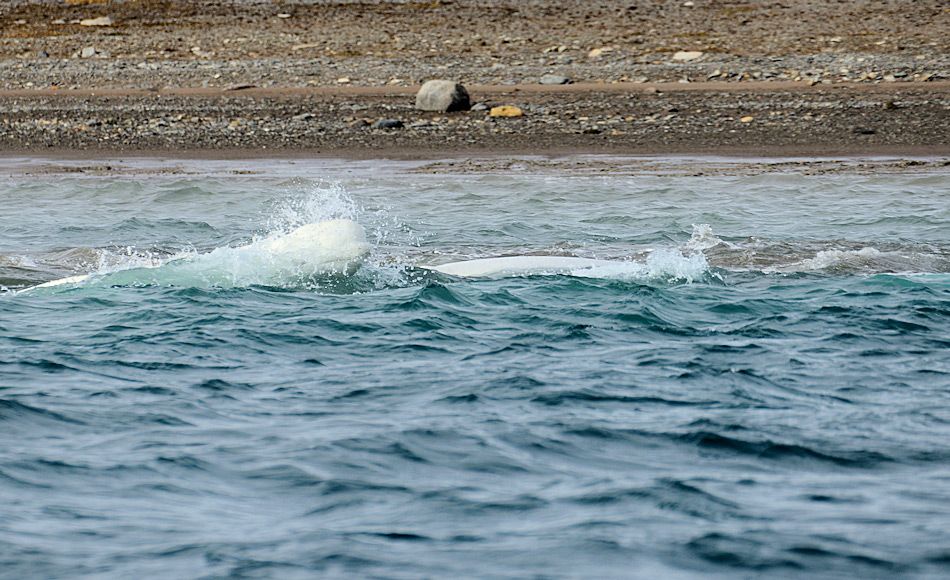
(424, 255, 622, 278)
(22, 218, 371, 292)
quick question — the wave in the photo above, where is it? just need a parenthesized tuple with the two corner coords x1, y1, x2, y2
(684, 224, 950, 276)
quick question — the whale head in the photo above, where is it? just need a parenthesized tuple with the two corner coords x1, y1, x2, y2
(258, 219, 371, 275)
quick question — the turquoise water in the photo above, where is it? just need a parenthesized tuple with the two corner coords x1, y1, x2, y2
(1, 158, 949, 578)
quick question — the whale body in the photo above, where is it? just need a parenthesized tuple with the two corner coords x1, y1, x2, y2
(425, 255, 620, 278)
(251, 218, 371, 276)
(24, 219, 370, 292)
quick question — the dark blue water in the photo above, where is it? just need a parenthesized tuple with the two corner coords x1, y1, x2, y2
(1, 158, 949, 578)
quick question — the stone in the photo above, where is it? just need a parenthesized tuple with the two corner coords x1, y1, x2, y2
(470, 103, 489, 112)
(489, 106, 523, 118)
(539, 74, 571, 85)
(336, 77, 351, 84)
(739, 116, 754, 123)
(37, 50, 49, 58)
(587, 47, 612, 59)
(79, 16, 113, 27)
(372, 119, 404, 129)
(672, 51, 704, 61)
(80, 47, 97, 59)
(415, 80, 470, 112)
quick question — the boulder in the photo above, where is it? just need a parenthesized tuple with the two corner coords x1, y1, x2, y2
(415, 80, 470, 112)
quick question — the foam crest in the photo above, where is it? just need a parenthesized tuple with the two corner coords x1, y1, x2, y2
(801, 247, 882, 270)
(575, 249, 710, 283)
(793, 246, 949, 274)
(684, 223, 724, 251)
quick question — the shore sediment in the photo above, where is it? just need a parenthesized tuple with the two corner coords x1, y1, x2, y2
(1, 0, 947, 155)
(2, 82, 948, 156)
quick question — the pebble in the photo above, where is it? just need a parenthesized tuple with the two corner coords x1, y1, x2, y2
(470, 103, 489, 112)
(79, 16, 113, 27)
(415, 80, 471, 112)
(587, 47, 612, 59)
(740, 116, 754, 123)
(80, 47, 97, 59)
(490, 106, 524, 118)
(672, 51, 704, 62)
(37, 50, 49, 59)
(539, 74, 571, 85)
(372, 119, 404, 129)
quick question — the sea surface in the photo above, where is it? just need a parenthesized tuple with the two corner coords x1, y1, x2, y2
(1, 157, 949, 579)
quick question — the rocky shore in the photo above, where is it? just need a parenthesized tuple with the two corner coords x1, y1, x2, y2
(0, 0, 947, 155)
(1, 83, 947, 156)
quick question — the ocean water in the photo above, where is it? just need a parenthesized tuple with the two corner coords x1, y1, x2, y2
(1, 157, 949, 579)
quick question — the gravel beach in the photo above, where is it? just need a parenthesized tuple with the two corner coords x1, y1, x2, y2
(1, 0, 947, 155)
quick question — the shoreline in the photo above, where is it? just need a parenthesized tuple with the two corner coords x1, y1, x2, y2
(2, 145, 949, 161)
(4, 153, 947, 180)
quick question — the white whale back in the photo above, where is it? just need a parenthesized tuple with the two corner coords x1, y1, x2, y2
(24, 219, 371, 292)
(426, 256, 616, 278)
(257, 219, 370, 266)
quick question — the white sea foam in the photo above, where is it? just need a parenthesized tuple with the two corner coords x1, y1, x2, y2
(684, 223, 725, 251)
(801, 247, 883, 270)
(574, 249, 709, 282)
